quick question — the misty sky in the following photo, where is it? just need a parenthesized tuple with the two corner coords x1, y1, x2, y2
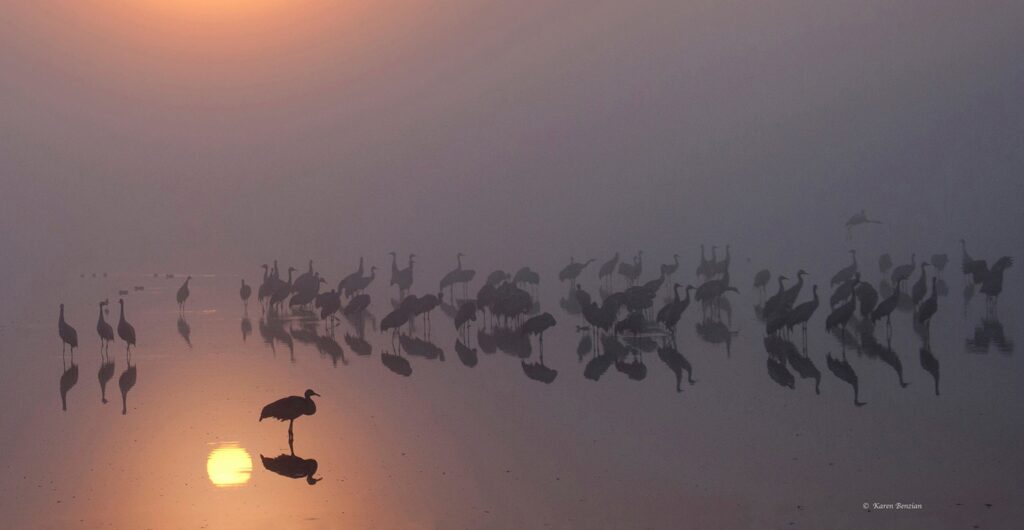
(2, 0, 1022, 290)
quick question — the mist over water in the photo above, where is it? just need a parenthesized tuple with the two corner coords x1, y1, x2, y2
(1, 1, 1022, 528)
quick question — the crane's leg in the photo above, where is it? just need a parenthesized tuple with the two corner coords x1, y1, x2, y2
(288, 419, 294, 445)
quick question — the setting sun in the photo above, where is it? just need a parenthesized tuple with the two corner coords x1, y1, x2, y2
(206, 443, 253, 488)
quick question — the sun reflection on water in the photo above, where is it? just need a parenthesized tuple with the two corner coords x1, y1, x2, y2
(206, 443, 253, 488)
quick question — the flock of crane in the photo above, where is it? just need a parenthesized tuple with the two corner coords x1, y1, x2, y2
(57, 220, 1013, 410)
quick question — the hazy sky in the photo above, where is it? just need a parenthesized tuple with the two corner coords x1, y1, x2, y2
(2, 0, 1022, 288)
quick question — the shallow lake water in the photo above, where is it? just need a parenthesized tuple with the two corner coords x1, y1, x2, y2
(0, 261, 1020, 529)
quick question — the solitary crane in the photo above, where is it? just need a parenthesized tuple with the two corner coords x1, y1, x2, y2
(117, 299, 136, 355)
(96, 300, 114, 354)
(176, 276, 192, 313)
(58, 304, 78, 354)
(240, 279, 252, 310)
(260, 389, 320, 445)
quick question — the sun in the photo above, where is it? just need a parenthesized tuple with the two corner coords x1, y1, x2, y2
(206, 443, 253, 488)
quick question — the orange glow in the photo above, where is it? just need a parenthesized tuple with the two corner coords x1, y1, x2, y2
(206, 443, 253, 487)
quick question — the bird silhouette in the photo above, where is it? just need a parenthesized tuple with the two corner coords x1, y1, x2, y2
(825, 276, 858, 350)
(347, 266, 377, 297)
(98, 354, 115, 404)
(855, 282, 879, 319)
(930, 253, 948, 275)
(870, 279, 904, 330)
(830, 250, 857, 287)
(269, 267, 296, 312)
(767, 357, 795, 389)
(176, 276, 191, 313)
(656, 284, 694, 335)
(826, 352, 866, 406)
(560, 257, 595, 288)
(390, 253, 415, 296)
(337, 257, 365, 298)
(261, 452, 321, 485)
(916, 277, 939, 338)
(521, 312, 556, 352)
(785, 285, 819, 337)
(753, 269, 771, 298)
(96, 300, 114, 354)
(454, 301, 478, 336)
(260, 389, 320, 445)
(118, 361, 137, 415)
(58, 304, 78, 354)
(660, 254, 680, 282)
(240, 279, 252, 311)
(845, 209, 882, 237)
(59, 356, 79, 411)
(117, 299, 136, 355)
(979, 257, 1014, 312)
(599, 252, 620, 288)
(891, 254, 916, 287)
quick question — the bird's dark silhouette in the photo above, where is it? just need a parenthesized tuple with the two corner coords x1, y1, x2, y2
(337, 257, 365, 298)
(785, 285, 819, 336)
(59, 356, 79, 411)
(521, 312, 556, 351)
(521, 352, 558, 384)
(390, 253, 415, 296)
(826, 353, 865, 406)
(871, 279, 903, 328)
(177, 315, 192, 348)
(455, 339, 478, 367)
(656, 284, 694, 335)
(599, 252, 619, 287)
(261, 452, 321, 485)
(381, 350, 413, 376)
(176, 276, 191, 312)
(117, 299, 136, 354)
(260, 389, 320, 445)
(845, 209, 882, 237)
(916, 277, 939, 337)
(753, 269, 771, 298)
(560, 257, 595, 287)
(98, 354, 115, 404)
(767, 357, 795, 389)
(660, 254, 680, 282)
(891, 254, 916, 287)
(241, 317, 252, 343)
(240, 279, 252, 310)
(825, 276, 858, 350)
(118, 362, 137, 415)
(96, 300, 114, 354)
(657, 342, 694, 392)
(59, 304, 78, 354)
(830, 250, 857, 287)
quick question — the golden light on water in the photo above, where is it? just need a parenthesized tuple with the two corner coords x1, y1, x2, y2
(206, 443, 253, 488)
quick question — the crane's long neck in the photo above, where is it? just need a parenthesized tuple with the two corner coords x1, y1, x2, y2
(457, 254, 462, 269)
(59, 305, 65, 324)
(672, 284, 680, 302)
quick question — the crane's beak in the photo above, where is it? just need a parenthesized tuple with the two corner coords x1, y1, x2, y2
(312, 391, 321, 397)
